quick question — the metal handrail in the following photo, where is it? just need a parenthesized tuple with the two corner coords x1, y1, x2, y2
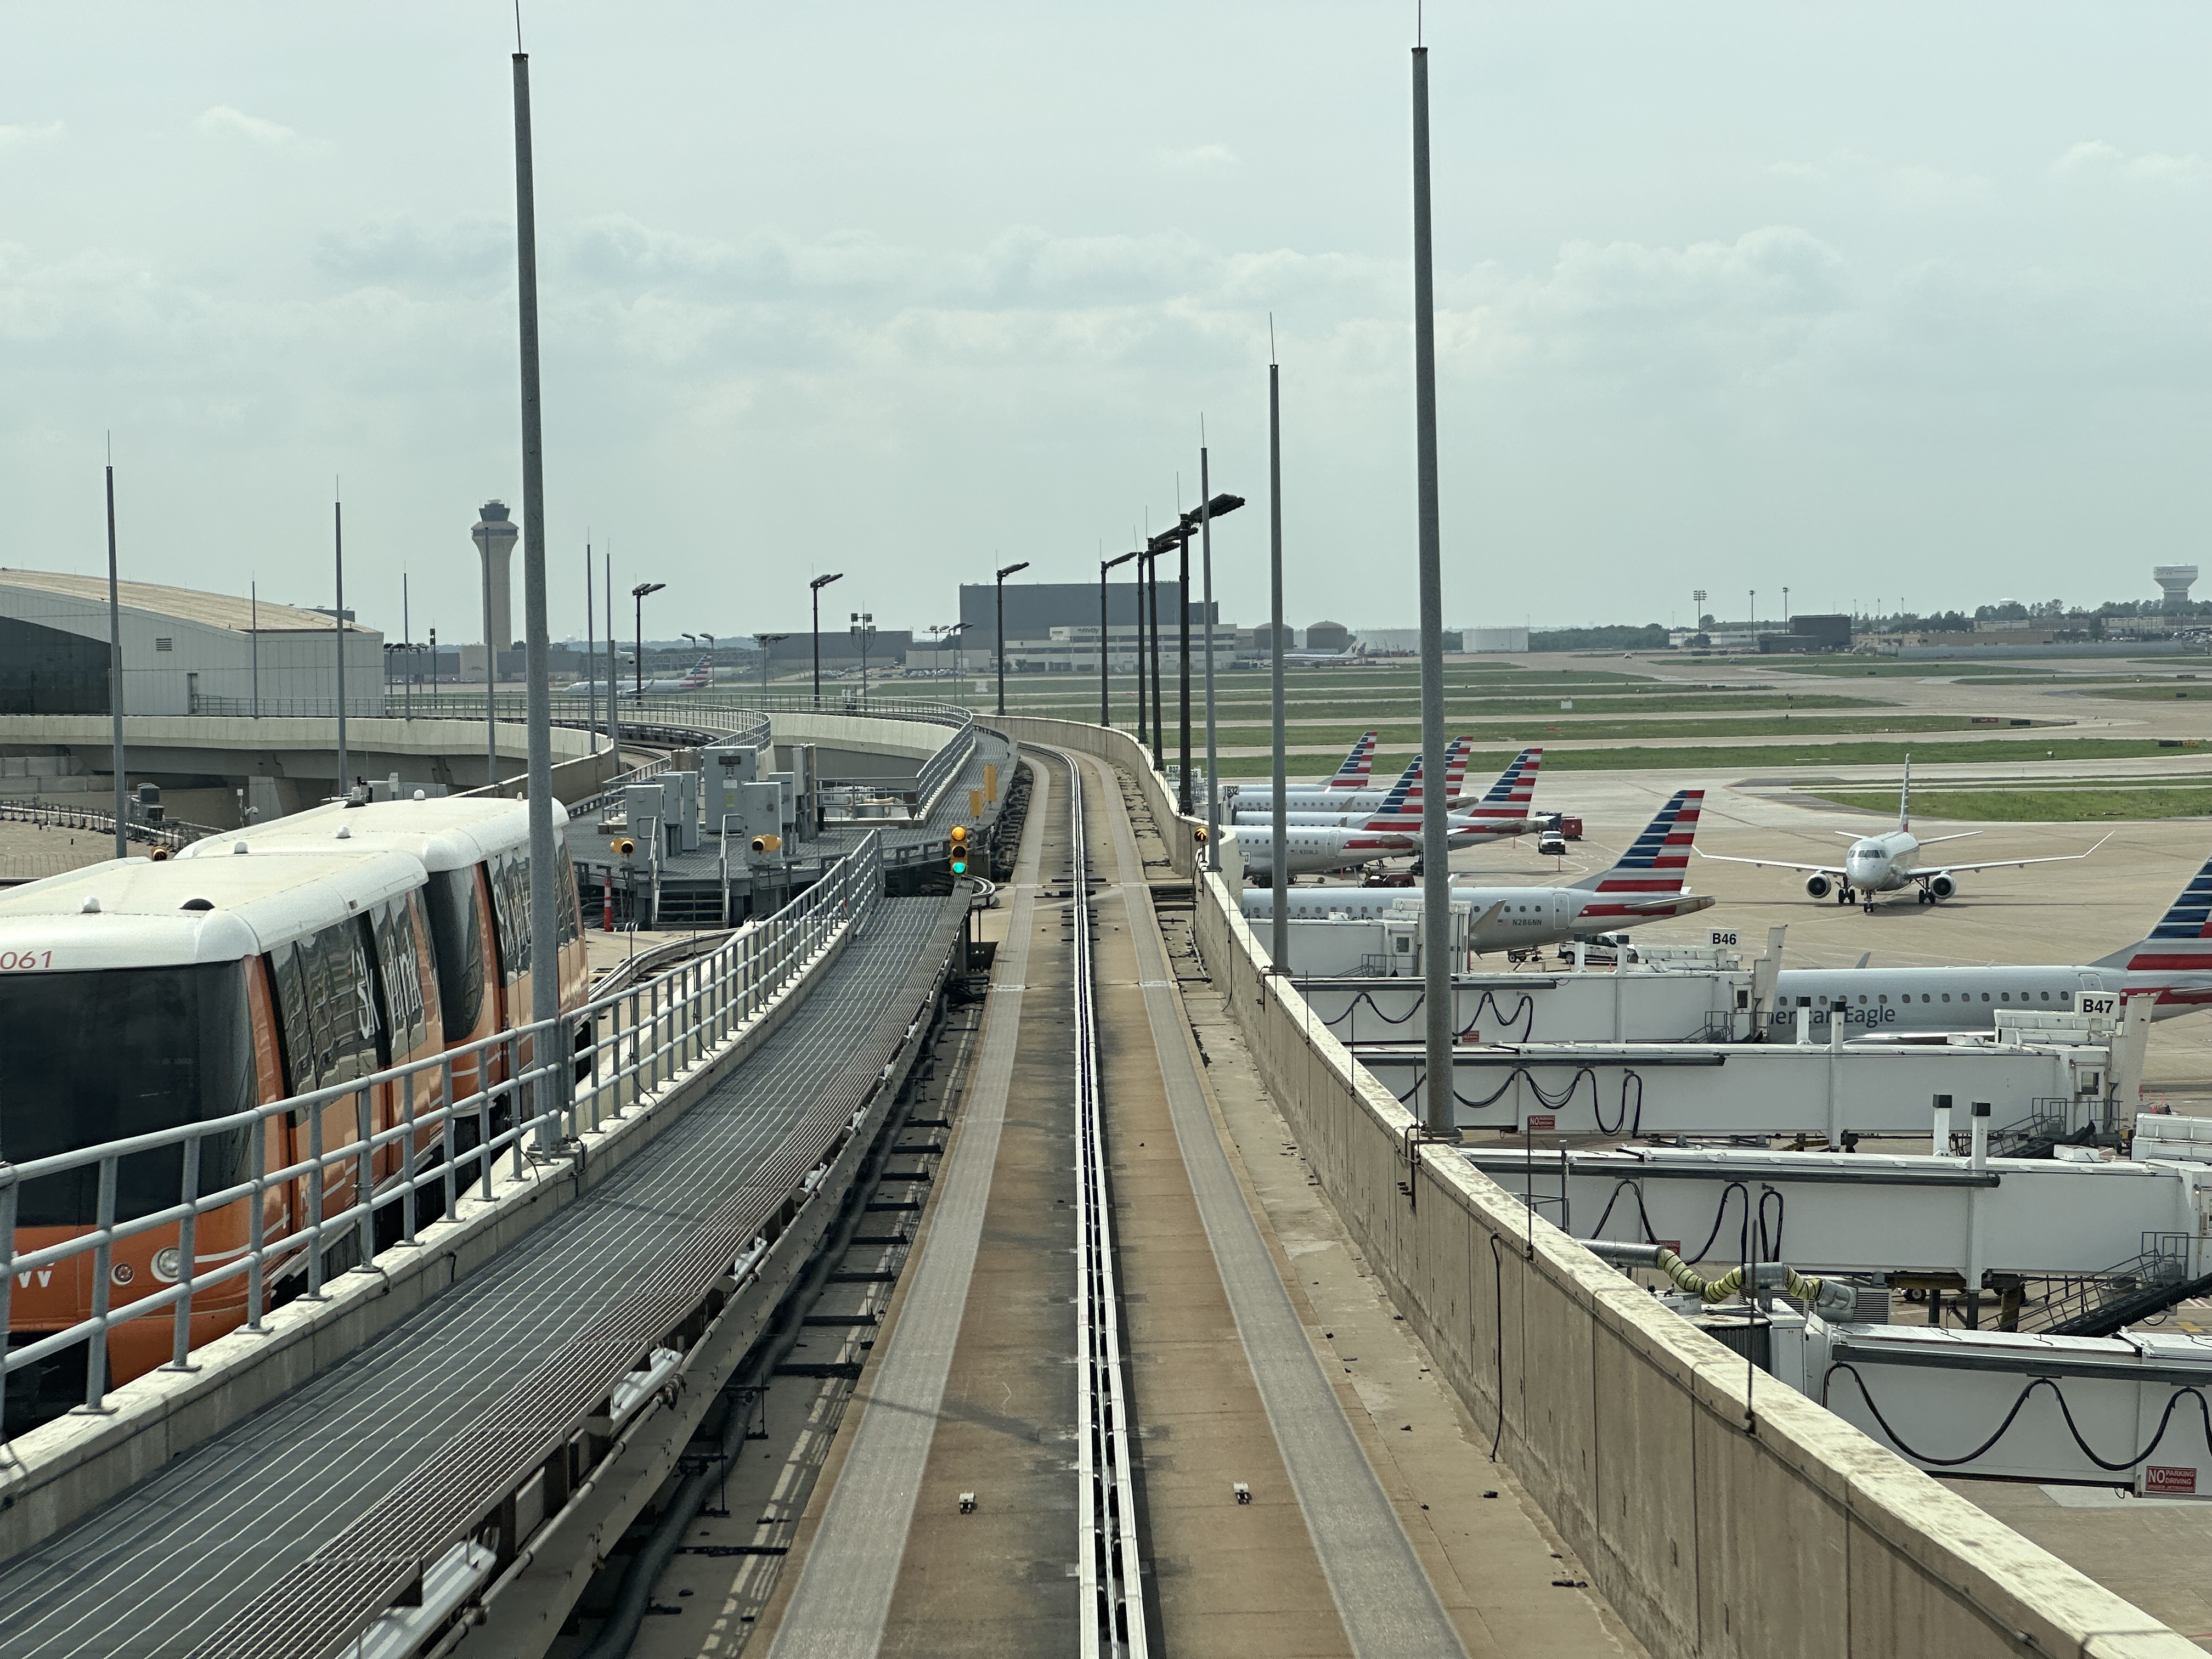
(0, 800, 217, 851)
(0, 831, 884, 1430)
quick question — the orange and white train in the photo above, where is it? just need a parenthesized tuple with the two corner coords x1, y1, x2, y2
(0, 795, 590, 1420)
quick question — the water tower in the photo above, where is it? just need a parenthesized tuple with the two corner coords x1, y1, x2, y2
(470, 501, 518, 661)
(2155, 565, 2199, 612)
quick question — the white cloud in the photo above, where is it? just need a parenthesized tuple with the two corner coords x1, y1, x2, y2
(1887, 164, 1990, 206)
(1150, 142, 1240, 173)
(193, 105, 297, 146)
(2052, 138, 2211, 188)
(0, 122, 63, 154)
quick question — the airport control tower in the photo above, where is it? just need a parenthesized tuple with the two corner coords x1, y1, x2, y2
(470, 500, 518, 657)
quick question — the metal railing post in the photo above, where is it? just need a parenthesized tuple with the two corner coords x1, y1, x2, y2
(246, 1127, 268, 1330)
(441, 1056, 459, 1222)
(353, 1086, 375, 1271)
(168, 1136, 201, 1370)
(400, 1070, 419, 1246)
(506, 1033, 523, 1180)
(478, 1064, 495, 1202)
(306, 1107, 326, 1300)
(85, 1155, 117, 1410)
(0, 1180, 17, 1431)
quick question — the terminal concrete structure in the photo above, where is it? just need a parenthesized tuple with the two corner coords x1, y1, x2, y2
(0, 569, 381, 717)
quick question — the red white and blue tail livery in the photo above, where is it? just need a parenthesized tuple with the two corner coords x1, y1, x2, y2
(1325, 731, 1380, 790)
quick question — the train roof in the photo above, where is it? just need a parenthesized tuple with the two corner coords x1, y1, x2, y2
(0, 848, 426, 970)
(179, 793, 568, 873)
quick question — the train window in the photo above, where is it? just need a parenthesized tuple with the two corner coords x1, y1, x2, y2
(486, 850, 533, 986)
(370, 897, 430, 1058)
(304, 920, 381, 1087)
(426, 869, 487, 1037)
(269, 943, 317, 1097)
(0, 963, 256, 1225)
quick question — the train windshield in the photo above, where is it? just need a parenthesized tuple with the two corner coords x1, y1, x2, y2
(0, 964, 256, 1227)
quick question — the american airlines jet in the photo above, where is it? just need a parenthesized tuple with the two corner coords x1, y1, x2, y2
(1322, 731, 1379, 790)
(1768, 848, 2212, 1034)
(1700, 757, 2104, 913)
(1242, 789, 1712, 953)
(1234, 746, 1539, 848)
(1232, 770, 1423, 878)
(1237, 736, 1484, 812)
(618, 654, 715, 697)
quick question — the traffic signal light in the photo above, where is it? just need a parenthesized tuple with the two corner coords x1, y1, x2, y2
(1193, 826, 1209, 844)
(949, 824, 969, 877)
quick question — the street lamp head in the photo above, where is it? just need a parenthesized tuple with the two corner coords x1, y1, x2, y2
(631, 582, 665, 599)
(1181, 493, 1245, 530)
(996, 561, 1030, 581)
(810, 572, 844, 591)
(1102, 550, 1138, 572)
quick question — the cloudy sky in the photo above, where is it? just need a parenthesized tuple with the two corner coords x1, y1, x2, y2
(5, 3, 2212, 642)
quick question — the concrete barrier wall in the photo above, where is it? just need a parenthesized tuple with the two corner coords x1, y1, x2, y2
(989, 716, 1195, 877)
(1003, 713, 2191, 1659)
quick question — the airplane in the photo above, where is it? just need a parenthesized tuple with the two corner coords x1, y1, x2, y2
(1232, 743, 1470, 830)
(1231, 744, 1541, 846)
(1239, 789, 1712, 953)
(1697, 757, 2108, 913)
(1323, 731, 1380, 790)
(1765, 845, 2212, 1036)
(1234, 737, 1505, 814)
(1282, 641, 1369, 667)
(617, 655, 715, 697)
(1231, 769, 1423, 878)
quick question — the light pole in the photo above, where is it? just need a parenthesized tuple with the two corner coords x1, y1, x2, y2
(810, 572, 843, 707)
(994, 561, 1029, 716)
(1782, 585, 1790, 630)
(850, 612, 876, 703)
(757, 632, 788, 697)
(1692, 588, 1707, 639)
(1749, 590, 1756, 642)
(631, 582, 665, 698)
(1149, 492, 1244, 817)
(1100, 549, 1137, 726)
(1199, 452, 1220, 865)
(1144, 547, 1164, 767)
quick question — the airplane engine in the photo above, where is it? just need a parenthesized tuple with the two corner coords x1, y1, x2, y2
(1928, 874, 1956, 900)
(1804, 874, 1832, 900)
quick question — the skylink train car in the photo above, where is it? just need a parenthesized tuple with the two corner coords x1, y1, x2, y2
(1, 798, 590, 1426)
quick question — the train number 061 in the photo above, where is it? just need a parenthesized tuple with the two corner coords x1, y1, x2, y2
(0, 950, 52, 970)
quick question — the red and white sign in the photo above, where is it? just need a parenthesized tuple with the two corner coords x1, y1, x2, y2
(2146, 1465, 2198, 1496)
(1526, 1115, 1557, 1132)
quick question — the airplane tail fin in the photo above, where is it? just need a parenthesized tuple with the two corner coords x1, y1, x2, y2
(1327, 730, 1379, 789)
(2094, 847, 2212, 969)
(1459, 747, 1544, 822)
(1360, 762, 1418, 826)
(1570, 789, 1704, 892)
(1440, 736, 1473, 800)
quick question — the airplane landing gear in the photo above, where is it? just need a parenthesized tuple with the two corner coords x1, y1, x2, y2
(1836, 885, 1855, 906)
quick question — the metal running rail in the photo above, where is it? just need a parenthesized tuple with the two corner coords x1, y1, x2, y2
(1067, 758, 1149, 1657)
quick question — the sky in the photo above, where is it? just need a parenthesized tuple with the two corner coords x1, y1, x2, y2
(6, 3, 2212, 642)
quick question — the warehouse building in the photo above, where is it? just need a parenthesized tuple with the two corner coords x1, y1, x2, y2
(0, 569, 383, 716)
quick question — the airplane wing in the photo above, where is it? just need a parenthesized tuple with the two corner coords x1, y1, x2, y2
(1694, 849, 1844, 878)
(1914, 831, 1981, 848)
(1919, 833, 2113, 879)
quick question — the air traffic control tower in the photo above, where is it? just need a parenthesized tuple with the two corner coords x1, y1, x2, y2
(471, 500, 519, 657)
(2156, 564, 2199, 611)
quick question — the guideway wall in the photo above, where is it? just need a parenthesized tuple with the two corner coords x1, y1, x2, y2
(1005, 713, 2198, 1659)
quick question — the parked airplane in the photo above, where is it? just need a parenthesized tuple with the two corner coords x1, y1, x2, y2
(1322, 731, 1379, 790)
(1282, 641, 1370, 667)
(1768, 846, 2212, 1034)
(1698, 758, 2107, 913)
(619, 655, 715, 697)
(1231, 744, 1538, 845)
(1233, 743, 1469, 827)
(1239, 737, 1471, 813)
(1240, 789, 1712, 953)
(1231, 770, 1422, 878)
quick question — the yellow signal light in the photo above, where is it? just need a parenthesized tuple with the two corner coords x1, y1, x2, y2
(949, 823, 970, 876)
(613, 837, 636, 856)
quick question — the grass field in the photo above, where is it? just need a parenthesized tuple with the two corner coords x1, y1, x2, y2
(2070, 684, 2212, 702)
(1200, 713, 2047, 747)
(1810, 786, 2212, 822)
(979, 687, 1889, 719)
(1195, 735, 2200, 780)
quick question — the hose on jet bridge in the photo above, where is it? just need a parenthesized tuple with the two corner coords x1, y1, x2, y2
(1580, 1238, 1865, 1320)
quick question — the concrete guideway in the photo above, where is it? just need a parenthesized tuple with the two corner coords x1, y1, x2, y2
(1074, 751, 1466, 1658)
(760, 763, 1054, 1656)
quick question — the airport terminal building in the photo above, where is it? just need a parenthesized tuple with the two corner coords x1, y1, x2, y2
(0, 569, 384, 716)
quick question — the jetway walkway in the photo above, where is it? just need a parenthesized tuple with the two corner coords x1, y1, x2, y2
(0, 894, 966, 1659)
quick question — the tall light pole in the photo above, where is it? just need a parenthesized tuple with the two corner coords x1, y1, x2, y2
(1268, 357, 1289, 974)
(1101, 549, 1137, 726)
(1411, 40, 1453, 1135)
(605, 551, 620, 764)
(1200, 447, 1219, 866)
(333, 493, 348, 795)
(810, 572, 843, 707)
(994, 561, 1029, 716)
(1146, 546, 1164, 768)
(1692, 588, 1707, 637)
(1782, 585, 1790, 630)
(632, 582, 665, 697)
(104, 453, 126, 859)
(1133, 543, 1149, 751)
(511, 42, 562, 1153)
(850, 612, 876, 703)
(757, 632, 789, 697)
(583, 546, 596, 747)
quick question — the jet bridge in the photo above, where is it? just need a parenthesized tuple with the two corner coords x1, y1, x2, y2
(1469, 1144, 2212, 1289)
(1299, 951, 1760, 1047)
(1356, 1035, 2121, 1141)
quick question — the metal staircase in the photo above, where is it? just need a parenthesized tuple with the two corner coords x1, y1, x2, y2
(2011, 1233, 2212, 1338)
